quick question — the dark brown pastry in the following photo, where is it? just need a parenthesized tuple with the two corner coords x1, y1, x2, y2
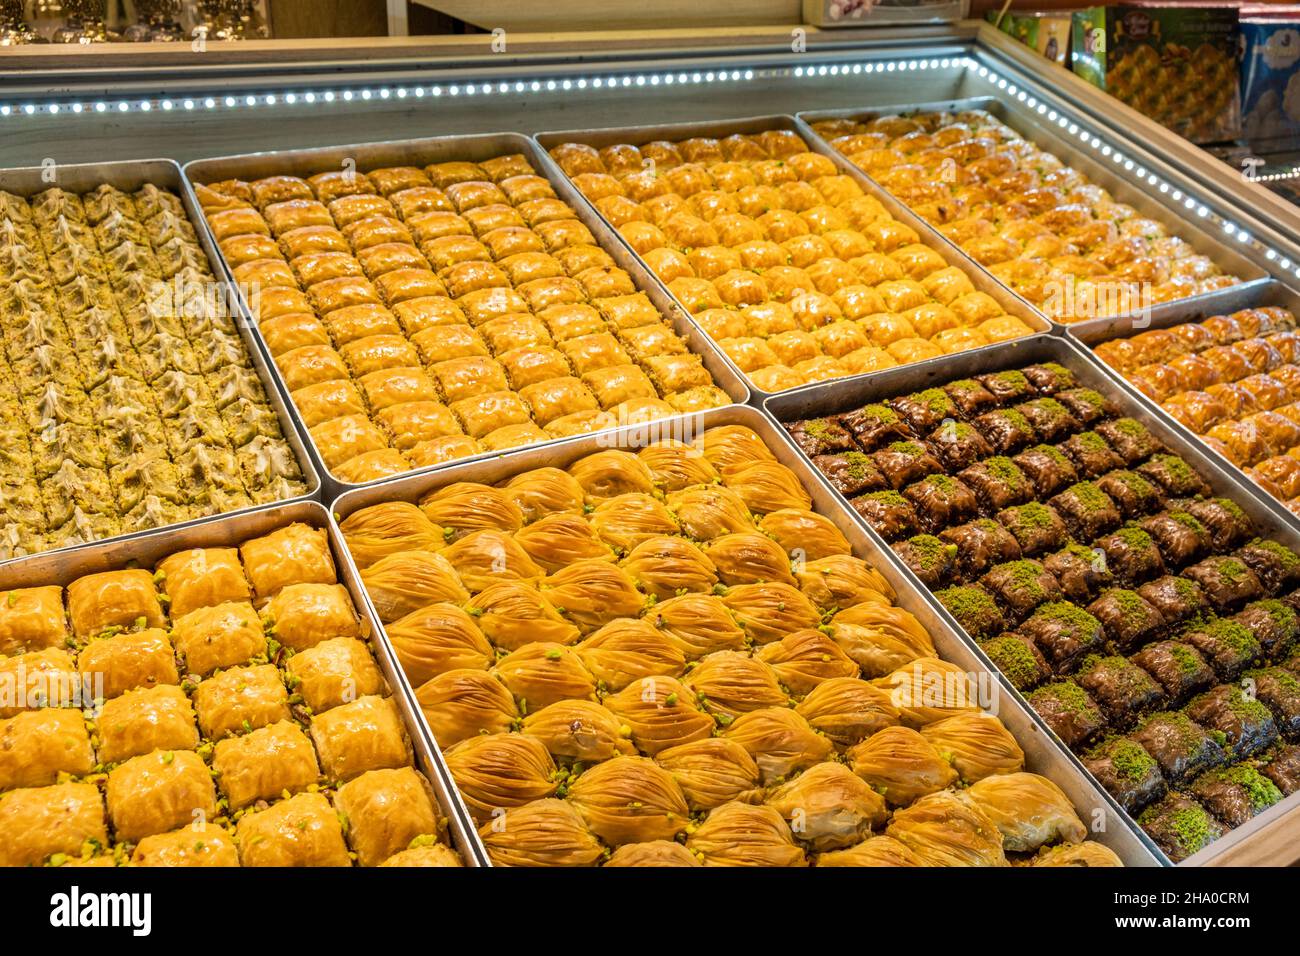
(925, 420, 993, 472)
(980, 559, 1063, 622)
(1087, 588, 1165, 652)
(1021, 361, 1077, 395)
(935, 584, 1006, 640)
(1094, 526, 1166, 586)
(958, 456, 1033, 514)
(838, 402, 911, 451)
(1018, 397, 1079, 443)
(977, 368, 1035, 405)
(871, 440, 944, 491)
(978, 632, 1051, 691)
(1138, 792, 1224, 862)
(1059, 431, 1125, 478)
(1096, 470, 1164, 519)
(1019, 601, 1106, 674)
(1136, 575, 1208, 625)
(1055, 387, 1117, 425)
(1139, 510, 1211, 567)
(1083, 737, 1167, 814)
(1181, 619, 1263, 682)
(1233, 599, 1300, 658)
(814, 451, 887, 497)
(971, 407, 1035, 454)
(1130, 711, 1226, 784)
(849, 490, 918, 542)
(1245, 667, 1300, 739)
(1078, 654, 1166, 726)
(902, 474, 979, 534)
(1049, 481, 1122, 541)
(889, 387, 959, 434)
(892, 534, 957, 589)
(1182, 555, 1264, 611)
(1044, 544, 1114, 602)
(1185, 684, 1278, 760)
(939, 518, 1023, 579)
(1235, 538, 1300, 594)
(1261, 743, 1300, 794)
(1028, 680, 1107, 748)
(1137, 454, 1212, 498)
(1131, 640, 1217, 703)
(1177, 497, 1255, 552)
(1190, 765, 1284, 828)
(786, 417, 857, 457)
(996, 502, 1069, 556)
(1095, 417, 1162, 465)
(942, 377, 998, 417)
(1012, 444, 1079, 498)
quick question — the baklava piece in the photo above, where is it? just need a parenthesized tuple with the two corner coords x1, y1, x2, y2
(978, 632, 1051, 691)
(871, 440, 944, 490)
(1083, 737, 1167, 814)
(785, 417, 857, 457)
(1138, 793, 1224, 863)
(1181, 619, 1262, 682)
(1139, 510, 1211, 567)
(1182, 555, 1264, 611)
(813, 451, 886, 497)
(1190, 764, 1284, 829)
(892, 534, 958, 589)
(980, 559, 1062, 622)
(1022, 362, 1077, 395)
(1177, 497, 1255, 552)
(1260, 743, 1300, 794)
(837, 402, 911, 451)
(971, 407, 1035, 454)
(1055, 387, 1117, 425)
(1131, 640, 1216, 703)
(1077, 654, 1166, 726)
(1185, 684, 1278, 760)
(1012, 445, 1079, 498)
(1244, 667, 1300, 739)
(1059, 431, 1125, 478)
(942, 377, 998, 417)
(849, 491, 918, 542)
(1095, 417, 1162, 466)
(1028, 680, 1107, 749)
(1234, 599, 1300, 658)
(958, 456, 1033, 514)
(1094, 526, 1166, 586)
(1136, 575, 1208, 625)
(1236, 538, 1300, 594)
(1044, 544, 1114, 602)
(996, 502, 1068, 557)
(1130, 711, 1226, 785)
(1137, 454, 1212, 498)
(1019, 601, 1106, 675)
(939, 518, 1023, 579)
(903, 474, 979, 534)
(889, 387, 958, 435)
(926, 420, 992, 472)
(1018, 398, 1079, 443)
(1096, 470, 1164, 519)
(978, 369, 1035, 405)
(935, 584, 1006, 640)
(1087, 588, 1165, 652)
(1049, 481, 1122, 541)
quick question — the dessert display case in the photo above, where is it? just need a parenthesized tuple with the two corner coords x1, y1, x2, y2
(2, 17, 1299, 868)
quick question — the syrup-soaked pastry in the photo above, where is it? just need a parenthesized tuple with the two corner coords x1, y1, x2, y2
(978, 369, 1035, 404)
(1018, 398, 1079, 443)
(849, 490, 918, 541)
(978, 632, 1052, 690)
(935, 584, 1006, 639)
(1094, 526, 1166, 586)
(1185, 684, 1278, 759)
(1130, 711, 1226, 784)
(903, 474, 979, 533)
(1049, 481, 1122, 541)
(892, 534, 958, 589)
(1087, 588, 1165, 652)
(1096, 470, 1164, 519)
(1136, 575, 1208, 625)
(1190, 764, 1284, 829)
(784, 417, 856, 457)
(812, 451, 886, 497)
(1012, 444, 1079, 499)
(889, 388, 958, 434)
(1181, 618, 1263, 681)
(1043, 544, 1114, 603)
(942, 377, 998, 417)
(1095, 418, 1162, 466)
(958, 456, 1033, 514)
(1235, 599, 1300, 658)
(871, 440, 944, 491)
(1028, 680, 1106, 748)
(1055, 387, 1117, 425)
(1137, 454, 1212, 498)
(1130, 640, 1217, 703)
(996, 502, 1068, 557)
(972, 407, 1035, 454)
(1083, 737, 1167, 814)
(1176, 497, 1254, 553)
(1077, 653, 1166, 726)
(1021, 362, 1077, 395)
(939, 518, 1023, 580)
(1244, 666, 1300, 738)
(1020, 601, 1106, 674)
(1059, 431, 1125, 479)
(1139, 793, 1224, 862)
(926, 420, 993, 472)
(1182, 555, 1264, 611)
(1261, 743, 1300, 794)
(980, 559, 1062, 622)
(1139, 509, 1212, 567)
(837, 403, 911, 451)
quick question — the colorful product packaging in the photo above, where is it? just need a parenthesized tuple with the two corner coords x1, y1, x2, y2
(986, 9, 1075, 66)
(1240, 6, 1300, 150)
(1071, 3, 1240, 144)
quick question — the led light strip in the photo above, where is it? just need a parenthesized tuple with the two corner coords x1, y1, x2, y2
(1, 54, 1290, 277)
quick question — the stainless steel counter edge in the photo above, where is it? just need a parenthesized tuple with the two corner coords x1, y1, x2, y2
(531, 113, 1052, 403)
(763, 332, 1300, 867)
(0, 157, 322, 568)
(181, 132, 749, 502)
(795, 96, 1268, 331)
(329, 402, 1161, 868)
(0, 498, 486, 868)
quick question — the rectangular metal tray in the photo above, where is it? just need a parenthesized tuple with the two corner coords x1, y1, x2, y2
(765, 332, 1300, 866)
(331, 403, 1162, 868)
(796, 96, 1271, 329)
(0, 158, 321, 565)
(181, 133, 749, 501)
(532, 114, 1053, 403)
(0, 499, 488, 867)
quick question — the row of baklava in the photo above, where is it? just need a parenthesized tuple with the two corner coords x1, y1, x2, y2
(1093, 306, 1300, 517)
(0, 522, 461, 867)
(194, 152, 727, 484)
(0, 183, 306, 561)
(547, 129, 1035, 392)
(809, 109, 1241, 321)
(338, 424, 1122, 866)
(784, 361, 1300, 860)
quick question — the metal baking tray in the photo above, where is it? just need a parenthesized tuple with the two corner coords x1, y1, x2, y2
(765, 332, 1300, 866)
(532, 114, 1053, 403)
(182, 133, 749, 501)
(796, 96, 1271, 329)
(0, 499, 488, 867)
(332, 403, 1162, 868)
(0, 158, 321, 565)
